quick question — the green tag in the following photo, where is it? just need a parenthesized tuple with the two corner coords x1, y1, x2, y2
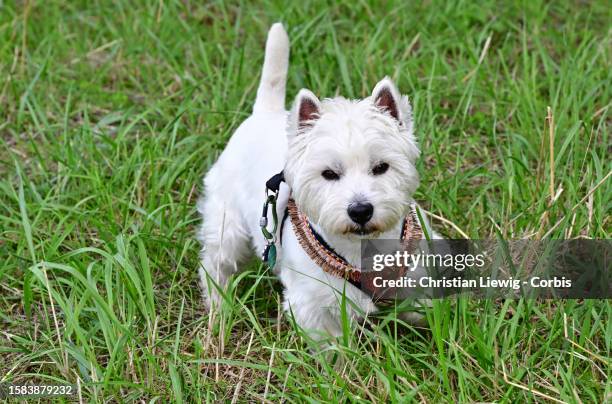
(266, 244, 277, 269)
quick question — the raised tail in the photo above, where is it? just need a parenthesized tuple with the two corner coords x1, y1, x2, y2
(253, 23, 289, 113)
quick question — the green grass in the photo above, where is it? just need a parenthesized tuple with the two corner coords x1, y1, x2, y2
(1, 0, 610, 402)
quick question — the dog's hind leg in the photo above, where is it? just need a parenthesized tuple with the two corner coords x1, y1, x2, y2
(197, 193, 251, 311)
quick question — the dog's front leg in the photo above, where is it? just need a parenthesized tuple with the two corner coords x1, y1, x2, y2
(281, 274, 376, 340)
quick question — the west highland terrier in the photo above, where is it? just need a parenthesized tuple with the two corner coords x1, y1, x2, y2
(197, 23, 438, 337)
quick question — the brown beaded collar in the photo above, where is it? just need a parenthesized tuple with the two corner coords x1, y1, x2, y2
(285, 198, 423, 296)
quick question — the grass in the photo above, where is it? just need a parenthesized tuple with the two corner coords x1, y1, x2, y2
(0, 0, 610, 402)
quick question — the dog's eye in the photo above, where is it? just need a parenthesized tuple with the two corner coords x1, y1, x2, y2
(321, 169, 340, 180)
(372, 162, 389, 175)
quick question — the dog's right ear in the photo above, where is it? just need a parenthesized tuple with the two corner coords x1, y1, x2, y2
(293, 89, 321, 133)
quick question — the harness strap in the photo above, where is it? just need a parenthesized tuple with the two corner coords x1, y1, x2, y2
(279, 208, 289, 245)
(265, 171, 285, 193)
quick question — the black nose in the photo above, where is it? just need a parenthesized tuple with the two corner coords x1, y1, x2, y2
(347, 203, 374, 226)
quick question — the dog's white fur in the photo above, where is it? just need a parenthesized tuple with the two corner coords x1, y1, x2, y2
(198, 23, 437, 337)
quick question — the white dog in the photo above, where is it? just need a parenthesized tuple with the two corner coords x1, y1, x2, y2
(198, 23, 437, 337)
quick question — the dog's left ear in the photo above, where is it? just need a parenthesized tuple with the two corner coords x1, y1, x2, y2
(372, 77, 410, 125)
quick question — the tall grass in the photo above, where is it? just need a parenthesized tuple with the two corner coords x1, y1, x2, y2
(1, 1, 609, 401)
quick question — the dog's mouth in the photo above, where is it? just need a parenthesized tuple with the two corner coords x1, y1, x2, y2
(354, 227, 374, 236)
(344, 224, 380, 237)
(341, 216, 403, 237)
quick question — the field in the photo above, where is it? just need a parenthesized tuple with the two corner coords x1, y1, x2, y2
(0, 0, 610, 402)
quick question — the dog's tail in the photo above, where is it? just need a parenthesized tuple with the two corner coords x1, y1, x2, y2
(253, 23, 289, 113)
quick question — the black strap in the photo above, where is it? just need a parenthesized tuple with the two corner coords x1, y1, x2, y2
(265, 171, 285, 193)
(279, 208, 289, 245)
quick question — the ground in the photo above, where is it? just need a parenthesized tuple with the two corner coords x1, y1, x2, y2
(0, 0, 610, 402)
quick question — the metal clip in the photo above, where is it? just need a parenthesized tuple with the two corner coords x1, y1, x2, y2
(260, 190, 279, 268)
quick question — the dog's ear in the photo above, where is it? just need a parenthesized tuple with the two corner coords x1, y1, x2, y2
(372, 77, 403, 122)
(293, 89, 321, 132)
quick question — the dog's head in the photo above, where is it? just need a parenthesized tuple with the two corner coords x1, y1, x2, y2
(284, 77, 420, 238)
